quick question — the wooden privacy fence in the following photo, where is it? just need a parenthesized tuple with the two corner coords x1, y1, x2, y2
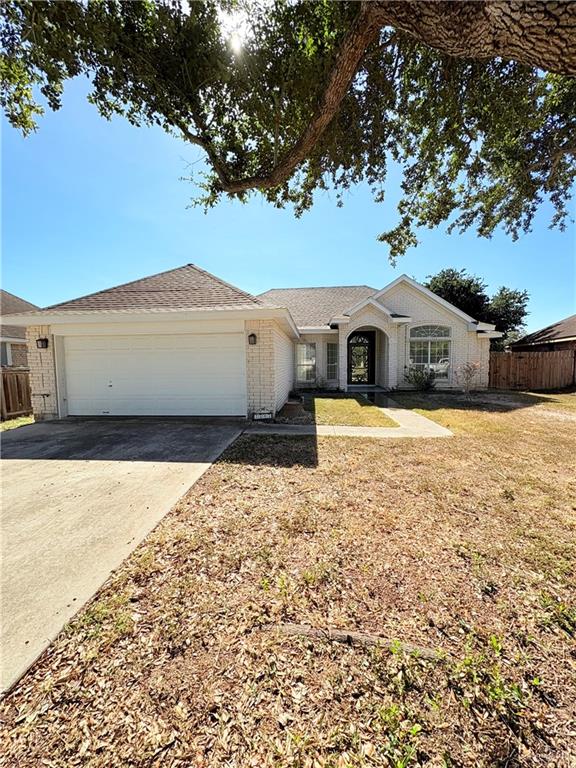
(1, 368, 32, 420)
(489, 349, 576, 391)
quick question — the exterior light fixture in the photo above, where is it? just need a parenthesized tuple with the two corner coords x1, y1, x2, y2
(248, 333, 257, 346)
(36, 338, 49, 349)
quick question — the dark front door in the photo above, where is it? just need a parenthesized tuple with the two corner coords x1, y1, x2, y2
(347, 331, 376, 385)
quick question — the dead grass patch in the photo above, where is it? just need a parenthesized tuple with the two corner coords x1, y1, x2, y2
(1, 401, 575, 767)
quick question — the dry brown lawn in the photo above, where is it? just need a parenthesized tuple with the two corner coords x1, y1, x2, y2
(1, 395, 575, 767)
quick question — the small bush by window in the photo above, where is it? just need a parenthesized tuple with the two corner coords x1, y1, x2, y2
(404, 366, 436, 391)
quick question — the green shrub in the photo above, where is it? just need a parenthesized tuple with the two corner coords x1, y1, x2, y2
(404, 366, 436, 391)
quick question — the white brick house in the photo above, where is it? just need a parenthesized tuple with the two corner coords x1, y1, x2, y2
(1, 265, 500, 420)
(260, 276, 499, 396)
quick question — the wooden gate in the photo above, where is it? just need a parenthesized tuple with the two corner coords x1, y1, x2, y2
(1, 368, 32, 420)
(489, 350, 576, 390)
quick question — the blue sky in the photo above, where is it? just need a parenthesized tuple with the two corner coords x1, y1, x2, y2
(2, 77, 574, 332)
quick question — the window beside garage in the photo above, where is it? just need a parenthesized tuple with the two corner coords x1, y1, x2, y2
(296, 343, 316, 383)
(0, 342, 11, 366)
(409, 325, 451, 379)
(326, 342, 338, 380)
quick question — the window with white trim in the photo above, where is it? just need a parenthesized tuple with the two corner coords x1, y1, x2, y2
(409, 326, 451, 379)
(326, 342, 338, 380)
(296, 343, 316, 383)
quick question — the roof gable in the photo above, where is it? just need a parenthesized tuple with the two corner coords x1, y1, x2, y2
(366, 274, 483, 325)
(42, 264, 264, 313)
(333, 297, 411, 323)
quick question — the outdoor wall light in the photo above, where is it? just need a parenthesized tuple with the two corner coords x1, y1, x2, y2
(248, 333, 257, 346)
(36, 338, 49, 349)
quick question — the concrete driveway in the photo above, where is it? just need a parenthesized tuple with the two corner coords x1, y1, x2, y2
(1, 418, 241, 694)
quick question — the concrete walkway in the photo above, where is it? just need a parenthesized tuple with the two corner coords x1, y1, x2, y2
(248, 397, 452, 439)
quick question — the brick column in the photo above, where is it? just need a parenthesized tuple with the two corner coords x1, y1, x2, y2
(387, 326, 399, 388)
(26, 325, 59, 420)
(245, 320, 275, 416)
(338, 325, 348, 391)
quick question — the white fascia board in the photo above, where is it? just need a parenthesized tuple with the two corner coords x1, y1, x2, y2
(266, 307, 300, 338)
(471, 321, 497, 331)
(342, 296, 396, 317)
(1, 306, 301, 338)
(373, 274, 479, 324)
(481, 330, 504, 339)
(276, 311, 301, 339)
(0, 335, 26, 344)
(298, 326, 339, 335)
(336, 296, 412, 325)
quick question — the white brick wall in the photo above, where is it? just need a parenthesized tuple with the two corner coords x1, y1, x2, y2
(381, 283, 489, 388)
(272, 326, 294, 412)
(246, 319, 298, 416)
(26, 325, 59, 420)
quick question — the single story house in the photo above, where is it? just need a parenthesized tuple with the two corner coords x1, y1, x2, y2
(0, 290, 39, 368)
(510, 314, 576, 352)
(1, 264, 500, 420)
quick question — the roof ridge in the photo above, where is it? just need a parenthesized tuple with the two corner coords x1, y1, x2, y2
(43, 264, 195, 310)
(259, 285, 377, 293)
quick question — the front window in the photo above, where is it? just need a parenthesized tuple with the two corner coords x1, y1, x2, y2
(296, 343, 316, 383)
(409, 326, 451, 379)
(326, 342, 338, 380)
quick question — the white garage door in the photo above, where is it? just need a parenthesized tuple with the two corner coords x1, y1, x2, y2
(63, 334, 247, 416)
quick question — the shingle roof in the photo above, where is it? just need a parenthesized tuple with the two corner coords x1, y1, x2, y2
(42, 264, 264, 312)
(511, 314, 576, 347)
(258, 286, 377, 328)
(0, 290, 39, 339)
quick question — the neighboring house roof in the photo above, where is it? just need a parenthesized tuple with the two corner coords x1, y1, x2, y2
(39, 264, 265, 313)
(511, 314, 576, 347)
(258, 285, 377, 327)
(0, 290, 39, 340)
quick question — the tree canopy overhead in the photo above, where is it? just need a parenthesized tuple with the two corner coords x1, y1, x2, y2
(2, 0, 575, 259)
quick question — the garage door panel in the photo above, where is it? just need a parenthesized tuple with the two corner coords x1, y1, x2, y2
(110, 375, 243, 397)
(63, 334, 247, 416)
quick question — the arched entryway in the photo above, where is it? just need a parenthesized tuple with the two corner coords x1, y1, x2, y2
(347, 330, 375, 385)
(347, 326, 390, 388)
